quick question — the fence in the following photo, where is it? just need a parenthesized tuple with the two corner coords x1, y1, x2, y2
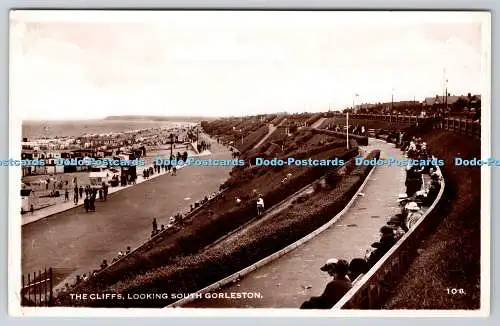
(440, 118, 481, 139)
(332, 170, 445, 309)
(333, 113, 429, 125)
(331, 114, 481, 139)
(167, 157, 377, 308)
(21, 268, 53, 307)
(58, 186, 231, 294)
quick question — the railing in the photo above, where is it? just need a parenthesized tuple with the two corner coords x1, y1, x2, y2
(328, 113, 429, 125)
(54, 187, 230, 296)
(332, 168, 445, 310)
(325, 114, 481, 139)
(167, 156, 377, 308)
(21, 268, 53, 307)
(440, 118, 481, 139)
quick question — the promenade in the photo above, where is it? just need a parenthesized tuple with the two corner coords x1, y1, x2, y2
(22, 144, 205, 226)
(21, 137, 233, 288)
(185, 139, 406, 308)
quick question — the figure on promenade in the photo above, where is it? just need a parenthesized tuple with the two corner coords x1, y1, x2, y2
(83, 196, 89, 213)
(103, 184, 108, 201)
(256, 195, 265, 216)
(300, 259, 352, 309)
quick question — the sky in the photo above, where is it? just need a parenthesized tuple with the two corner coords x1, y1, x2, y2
(9, 11, 490, 120)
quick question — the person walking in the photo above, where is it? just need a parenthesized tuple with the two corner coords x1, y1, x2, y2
(103, 184, 108, 201)
(89, 194, 95, 211)
(83, 196, 89, 213)
(79, 185, 83, 199)
(256, 195, 265, 216)
(64, 189, 69, 202)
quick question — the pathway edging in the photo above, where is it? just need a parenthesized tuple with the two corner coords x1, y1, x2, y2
(168, 162, 377, 308)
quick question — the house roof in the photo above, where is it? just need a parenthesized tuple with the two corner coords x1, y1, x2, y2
(423, 94, 481, 106)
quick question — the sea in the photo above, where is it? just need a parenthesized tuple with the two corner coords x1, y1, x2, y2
(22, 119, 196, 139)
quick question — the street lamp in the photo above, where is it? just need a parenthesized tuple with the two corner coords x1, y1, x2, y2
(348, 93, 359, 150)
(391, 88, 395, 123)
(391, 88, 395, 113)
(169, 133, 174, 159)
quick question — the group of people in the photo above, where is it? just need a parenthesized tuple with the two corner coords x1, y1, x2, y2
(300, 258, 365, 309)
(196, 140, 211, 153)
(111, 246, 132, 263)
(81, 184, 109, 213)
(233, 190, 266, 217)
(61, 245, 133, 293)
(329, 124, 367, 136)
(300, 135, 442, 309)
(146, 163, 178, 179)
(190, 190, 224, 212)
(64, 183, 109, 213)
(151, 216, 177, 238)
(366, 136, 441, 266)
(151, 190, 226, 238)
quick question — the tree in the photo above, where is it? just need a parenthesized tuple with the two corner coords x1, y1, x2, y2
(451, 97, 468, 113)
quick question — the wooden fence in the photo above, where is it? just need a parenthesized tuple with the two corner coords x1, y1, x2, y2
(21, 268, 53, 307)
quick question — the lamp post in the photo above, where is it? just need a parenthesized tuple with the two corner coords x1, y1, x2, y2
(348, 93, 359, 150)
(445, 78, 449, 112)
(391, 88, 394, 113)
(391, 88, 395, 123)
(169, 133, 174, 159)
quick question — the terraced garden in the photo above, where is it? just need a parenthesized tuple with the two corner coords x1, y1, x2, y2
(55, 124, 359, 306)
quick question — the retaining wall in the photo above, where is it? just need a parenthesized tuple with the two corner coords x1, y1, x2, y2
(167, 159, 378, 308)
(332, 167, 445, 309)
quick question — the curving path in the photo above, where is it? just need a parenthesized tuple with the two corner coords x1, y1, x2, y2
(252, 118, 288, 150)
(22, 137, 233, 288)
(310, 117, 327, 129)
(184, 139, 406, 308)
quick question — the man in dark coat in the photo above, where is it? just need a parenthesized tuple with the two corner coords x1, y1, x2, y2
(83, 196, 89, 213)
(300, 259, 352, 309)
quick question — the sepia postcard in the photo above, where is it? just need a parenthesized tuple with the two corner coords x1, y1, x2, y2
(8, 10, 491, 317)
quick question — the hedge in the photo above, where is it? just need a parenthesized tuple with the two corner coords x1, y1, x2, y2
(56, 150, 380, 307)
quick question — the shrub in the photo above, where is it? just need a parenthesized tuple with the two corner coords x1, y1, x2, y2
(57, 150, 377, 307)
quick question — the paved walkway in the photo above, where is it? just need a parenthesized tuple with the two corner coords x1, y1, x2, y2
(185, 139, 406, 308)
(22, 138, 233, 287)
(253, 125, 276, 150)
(310, 117, 327, 129)
(22, 147, 210, 226)
(253, 118, 288, 150)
